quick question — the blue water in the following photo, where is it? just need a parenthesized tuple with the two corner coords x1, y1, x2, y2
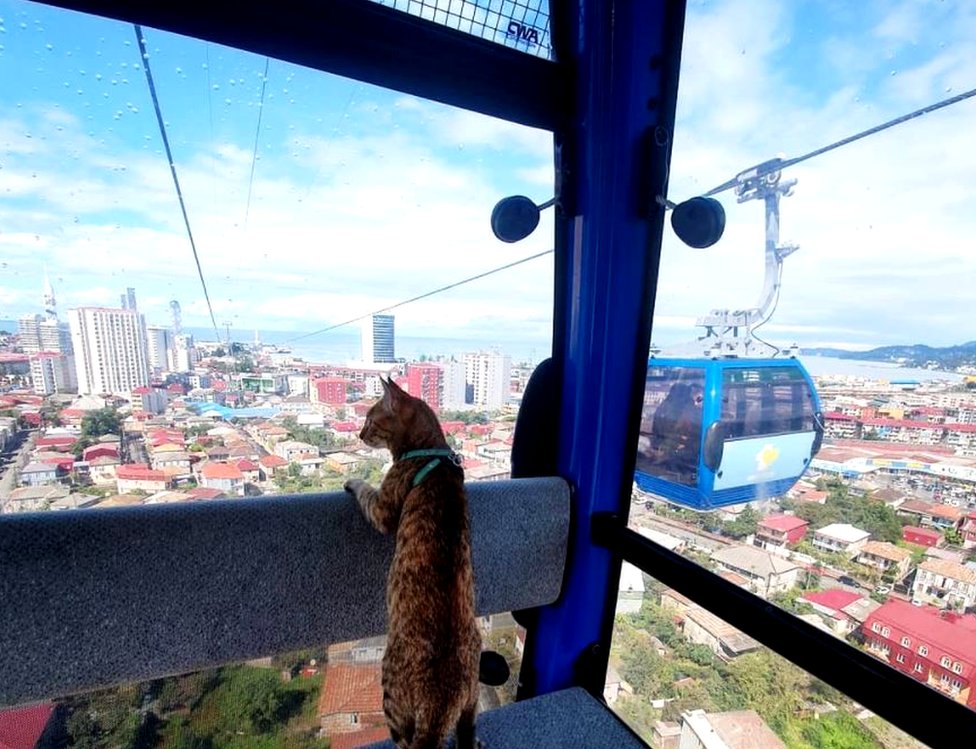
(1, 318, 964, 380)
(798, 355, 964, 383)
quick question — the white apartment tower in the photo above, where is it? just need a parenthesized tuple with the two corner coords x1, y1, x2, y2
(169, 333, 197, 372)
(146, 326, 172, 374)
(441, 358, 467, 410)
(69, 307, 151, 395)
(20, 273, 77, 395)
(463, 351, 512, 409)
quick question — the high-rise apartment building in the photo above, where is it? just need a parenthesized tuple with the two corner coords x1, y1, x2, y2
(361, 314, 396, 363)
(121, 287, 138, 311)
(169, 334, 197, 373)
(18, 315, 73, 355)
(29, 352, 78, 394)
(406, 363, 444, 412)
(463, 352, 512, 409)
(21, 274, 76, 394)
(440, 358, 467, 410)
(146, 326, 172, 375)
(69, 307, 151, 395)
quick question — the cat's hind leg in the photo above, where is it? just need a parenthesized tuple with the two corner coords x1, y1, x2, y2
(455, 700, 481, 749)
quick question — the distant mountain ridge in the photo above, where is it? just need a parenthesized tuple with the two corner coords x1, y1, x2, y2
(803, 341, 976, 370)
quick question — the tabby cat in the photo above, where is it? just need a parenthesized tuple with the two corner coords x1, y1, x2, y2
(344, 377, 482, 749)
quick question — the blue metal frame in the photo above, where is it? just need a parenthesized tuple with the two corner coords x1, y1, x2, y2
(519, 0, 688, 698)
(634, 357, 823, 510)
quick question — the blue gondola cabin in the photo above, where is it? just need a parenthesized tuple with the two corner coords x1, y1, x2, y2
(634, 358, 824, 510)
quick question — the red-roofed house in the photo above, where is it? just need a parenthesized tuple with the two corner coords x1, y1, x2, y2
(235, 459, 260, 483)
(0, 702, 59, 749)
(259, 454, 288, 481)
(439, 421, 466, 435)
(199, 462, 245, 496)
(116, 464, 169, 494)
(89, 454, 121, 485)
(58, 408, 86, 427)
(329, 421, 360, 438)
(318, 662, 385, 737)
(903, 526, 943, 548)
(862, 600, 976, 708)
(83, 444, 119, 463)
(34, 435, 77, 452)
(801, 589, 863, 634)
(755, 515, 809, 549)
(329, 726, 390, 749)
(962, 511, 976, 549)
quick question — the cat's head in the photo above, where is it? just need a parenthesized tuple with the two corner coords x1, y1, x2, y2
(360, 376, 444, 453)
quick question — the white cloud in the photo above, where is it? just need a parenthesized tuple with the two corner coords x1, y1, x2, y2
(2, 0, 976, 358)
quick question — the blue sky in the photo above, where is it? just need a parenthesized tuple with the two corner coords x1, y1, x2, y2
(1, 0, 975, 352)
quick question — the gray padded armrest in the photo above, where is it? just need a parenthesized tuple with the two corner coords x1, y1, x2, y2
(364, 688, 647, 749)
(0, 476, 570, 706)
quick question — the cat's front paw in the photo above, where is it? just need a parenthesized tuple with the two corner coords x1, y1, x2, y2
(344, 479, 365, 496)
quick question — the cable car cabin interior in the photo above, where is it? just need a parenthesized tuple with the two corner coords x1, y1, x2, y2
(2, 2, 975, 749)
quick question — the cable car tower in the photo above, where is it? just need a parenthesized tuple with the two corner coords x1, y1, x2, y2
(663, 157, 799, 359)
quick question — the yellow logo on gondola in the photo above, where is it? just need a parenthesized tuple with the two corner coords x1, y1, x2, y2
(756, 444, 781, 472)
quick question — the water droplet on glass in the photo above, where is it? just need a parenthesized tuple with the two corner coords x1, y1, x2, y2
(946, 86, 953, 93)
(175, 66, 182, 74)
(111, 79, 117, 85)
(224, 98, 232, 105)
(123, 39, 131, 46)
(95, 72, 102, 80)
(890, 70, 897, 76)
(45, 42, 52, 50)
(212, 83, 219, 90)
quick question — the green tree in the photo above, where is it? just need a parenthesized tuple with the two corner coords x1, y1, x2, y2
(944, 527, 963, 546)
(725, 505, 759, 539)
(81, 408, 123, 440)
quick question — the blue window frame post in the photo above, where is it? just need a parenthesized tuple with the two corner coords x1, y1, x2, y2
(520, 0, 687, 697)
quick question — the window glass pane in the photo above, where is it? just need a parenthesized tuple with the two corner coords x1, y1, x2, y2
(636, 367, 706, 486)
(634, 0, 976, 724)
(0, 0, 553, 507)
(365, 0, 553, 59)
(609, 572, 933, 749)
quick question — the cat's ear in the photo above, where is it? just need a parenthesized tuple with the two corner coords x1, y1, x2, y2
(380, 377, 403, 410)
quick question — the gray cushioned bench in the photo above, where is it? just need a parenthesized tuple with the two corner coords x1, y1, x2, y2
(0, 476, 647, 747)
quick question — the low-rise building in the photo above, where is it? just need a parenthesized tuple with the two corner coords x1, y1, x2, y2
(259, 454, 289, 481)
(903, 525, 943, 547)
(318, 662, 386, 738)
(199, 462, 245, 497)
(711, 545, 800, 598)
(754, 514, 809, 549)
(19, 461, 60, 487)
(116, 464, 169, 494)
(682, 607, 761, 661)
(857, 541, 912, 579)
(678, 709, 785, 749)
(276, 440, 320, 462)
(812, 523, 870, 557)
(962, 511, 976, 549)
(862, 600, 976, 709)
(912, 558, 976, 610)
(800, 589, 865, 636)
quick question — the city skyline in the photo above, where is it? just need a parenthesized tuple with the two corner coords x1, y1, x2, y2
(1, 0, 976, 355)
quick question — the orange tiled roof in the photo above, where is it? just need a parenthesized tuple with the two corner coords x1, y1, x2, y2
(318, 663, 384, 717)
(200, 462, 244, 480)
(330, 727, 390, 749)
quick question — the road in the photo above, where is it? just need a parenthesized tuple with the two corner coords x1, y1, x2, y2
(0, 429, 35, 506)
